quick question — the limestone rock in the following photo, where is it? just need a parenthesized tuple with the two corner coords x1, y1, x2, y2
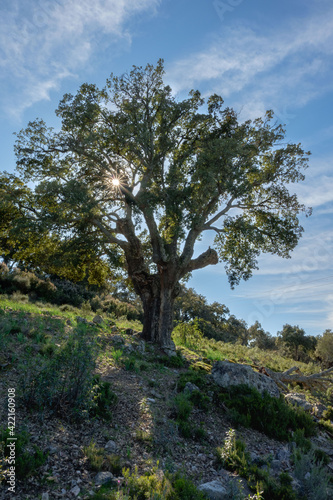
(76, 316, 87, 324)
(285, 393, 312, 412)
(211, 361, 280, 398)
(198, 480, 227, 499)
(162, 340, 177, 357)
(93, 315, 103, 325)
(70, 485, 80, 497)
(111, 335, 125, 344)
(136, 340, 146, 354)
(105, 440, 117, 453)
(184, 382, 200, 394)
(95, 471, 114, 485)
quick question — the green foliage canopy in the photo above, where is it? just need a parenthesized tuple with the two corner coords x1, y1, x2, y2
(0, 60, 311, 346)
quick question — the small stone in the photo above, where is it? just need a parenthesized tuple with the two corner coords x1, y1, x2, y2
(105, 440, 117, 453)
(184, 382, 200, 394)
(46, 476, 58, 482)
(95, 471, 114, 485)
(47, 445, 58, 454)
(93, 315, 103, 325)
(304, 472, 311, 480)
(271, 459, 282, 471)
(42, 493, 49, 500)
(76, 316, 87, 324)
(198, 480, 227, 499)
(285, 393, 312, 412)
(70, 485, 81, 497)
(150, 389, 162, 399)
(112, 335, 125, 344)
(71, 479, 78, 487)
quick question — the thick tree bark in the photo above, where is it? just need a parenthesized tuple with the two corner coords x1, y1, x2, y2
(132, 271, 178, 353)
(125, 239, 218, 352)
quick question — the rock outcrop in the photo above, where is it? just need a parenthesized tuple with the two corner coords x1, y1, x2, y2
(211, 361, 280, 398)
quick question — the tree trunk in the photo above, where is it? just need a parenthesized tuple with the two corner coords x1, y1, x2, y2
(141, 287, 176, 351)
(129, 265, 178, 353)
(124, 237, 218, 352)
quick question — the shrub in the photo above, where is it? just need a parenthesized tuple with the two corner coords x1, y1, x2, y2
(217, 384, 316, 440)
(122, 466, 173, 500)
(216, 429, 298, 500)
(90, 375, 118, 421)
(20, 325, 98, 421)
(293, 450, 331, 500)
(11, 291, 29, 303)
(0, 428, 47, 479)
(83, 441, 105, 471)
(172, 321, 203, 349)
(216, 428, 249, 477)
(188, 390, 210, 411)
(292, 428, 312, 453)
(171, 474, 208, 499)
(171, 393, 192, 422)
(158, 352, 185, 368)
(177, 370, 207, 392)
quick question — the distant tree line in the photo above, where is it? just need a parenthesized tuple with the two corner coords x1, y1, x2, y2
(174, 285, 333, 368)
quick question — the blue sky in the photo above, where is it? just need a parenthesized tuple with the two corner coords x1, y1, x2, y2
(0, 0, 332, 336)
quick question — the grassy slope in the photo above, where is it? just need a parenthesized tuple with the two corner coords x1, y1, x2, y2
(0, 296, 332, 500)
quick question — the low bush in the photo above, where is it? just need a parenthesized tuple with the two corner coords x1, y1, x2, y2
(0, 428, 47, 479)
(171, 393, 192, 422)
(216, 384, 316, 440)
(158, 352, 185, 368)
(84, 441, 123, 475)
(20, 325, 100, 421)
(177, 370, 207, 392)
(292, 449, 331, 500)
(90, 375, 118, 421)
(217, 429, 299, 500)
(89, 467, 208, 500)
(188, 390, 210, 411)
(171, 474, 208, 499)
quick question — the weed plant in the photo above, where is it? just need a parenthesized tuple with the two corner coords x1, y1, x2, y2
(83, 441, 123, 474)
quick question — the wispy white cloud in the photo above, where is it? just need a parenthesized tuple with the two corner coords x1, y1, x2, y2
(167, 7, 333, 120)
(0, 0, 160, 118)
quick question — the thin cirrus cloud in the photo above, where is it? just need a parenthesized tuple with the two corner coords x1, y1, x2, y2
(167, 8, 333, 119)
(0, 0, 160, 118)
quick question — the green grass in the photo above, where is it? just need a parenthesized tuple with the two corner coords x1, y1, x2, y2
(172, 329, 319, 376)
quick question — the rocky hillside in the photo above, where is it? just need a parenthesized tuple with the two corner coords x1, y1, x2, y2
(0, 297, 332, 499)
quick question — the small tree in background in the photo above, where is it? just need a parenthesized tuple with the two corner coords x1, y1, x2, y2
(315, 329, 333, 368)
(0, 60, 310, 351)
(278, 324, 316, 361)
(248, 321, 276, 350)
